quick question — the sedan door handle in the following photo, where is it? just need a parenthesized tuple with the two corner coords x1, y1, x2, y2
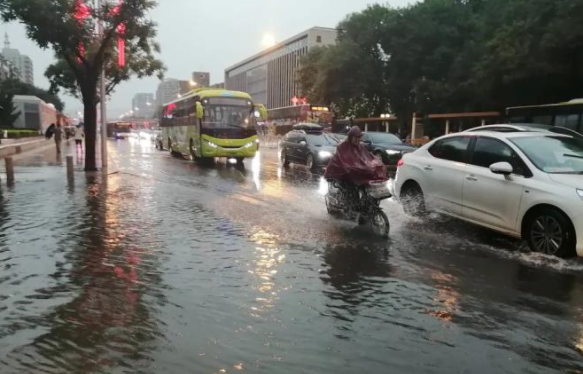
(424, 165, 433, 171)
(466, 175, 478, 182)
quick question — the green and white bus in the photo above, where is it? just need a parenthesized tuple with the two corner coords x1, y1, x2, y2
(506, 98, 583, 133)
(161, 88, 267, 162)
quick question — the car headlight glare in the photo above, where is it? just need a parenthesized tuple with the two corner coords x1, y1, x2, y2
(577, 189, 583, 200)
(386, 150, 401, 156)
(318, 151, 332, 159)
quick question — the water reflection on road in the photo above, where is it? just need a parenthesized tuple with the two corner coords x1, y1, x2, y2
(0, 139, 582, 374)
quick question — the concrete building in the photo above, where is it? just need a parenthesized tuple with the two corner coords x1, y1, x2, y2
(156, 79, 191, 107)
(132, 93, 155, 119)
(1, 34, 34, 85)
(192, 72, 210, 88)
(12, 95, 57, 133)
(210, 82, 225, 89)
(225, 27, 337, 109)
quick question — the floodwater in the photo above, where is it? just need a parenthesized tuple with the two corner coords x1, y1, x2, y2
(1, 139, 583, 374)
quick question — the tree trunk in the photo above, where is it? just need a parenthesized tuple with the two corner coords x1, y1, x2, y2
(83, 100, 98, 171)
(81, 77, 99, 172)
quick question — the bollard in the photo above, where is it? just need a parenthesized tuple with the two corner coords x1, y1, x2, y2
(66, 156, 74, 180)
(5, 157, 14, 184)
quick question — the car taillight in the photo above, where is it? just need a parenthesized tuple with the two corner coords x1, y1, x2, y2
(397, 159, 404, 168)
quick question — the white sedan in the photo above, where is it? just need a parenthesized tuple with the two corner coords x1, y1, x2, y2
(394, 128, 583, 258)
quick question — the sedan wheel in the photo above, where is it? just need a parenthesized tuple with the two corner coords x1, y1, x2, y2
(401, 184, 426, 217)
(306, 154, 315, 171)
(526, 209, 575, 258)
(281, 150, 290, 167)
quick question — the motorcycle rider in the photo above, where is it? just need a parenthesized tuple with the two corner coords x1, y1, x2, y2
(324, 126, 386, 215)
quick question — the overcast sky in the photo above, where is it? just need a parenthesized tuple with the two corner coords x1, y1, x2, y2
(2, 0, 413, 118)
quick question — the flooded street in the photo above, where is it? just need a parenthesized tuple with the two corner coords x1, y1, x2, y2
(1, 139, 583, 374)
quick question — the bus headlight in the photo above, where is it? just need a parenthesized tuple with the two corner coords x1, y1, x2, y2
(318, 151, 332, 159)
(206, 140, 218, 148)
(244, 142, 254, 148)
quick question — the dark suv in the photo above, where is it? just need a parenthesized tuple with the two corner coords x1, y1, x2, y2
(279, 124, 340, 171)
(361, 132, 416, 174)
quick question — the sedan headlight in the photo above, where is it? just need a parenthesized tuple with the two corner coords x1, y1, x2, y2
(206, 140, 218, 148)
(577, 189, 583, 200)
(386, 150, 401, 156)
(318, 150, 333, 159)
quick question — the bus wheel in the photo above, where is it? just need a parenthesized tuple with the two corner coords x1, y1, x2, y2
(189, 139, 197, 162)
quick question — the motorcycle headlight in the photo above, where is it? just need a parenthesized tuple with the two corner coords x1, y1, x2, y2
(318, 151, 333, 159)
(577, 189, 583, 200)
(386, 150, 401, 156)
(206, 140, 218, 148)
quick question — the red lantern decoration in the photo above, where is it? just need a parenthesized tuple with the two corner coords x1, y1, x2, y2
(74, 0, 90, 22)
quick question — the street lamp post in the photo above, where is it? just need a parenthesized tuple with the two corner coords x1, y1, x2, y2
(97, 0, 108, 170)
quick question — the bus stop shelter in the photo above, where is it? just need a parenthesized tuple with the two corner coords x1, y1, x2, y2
(413, 111, 502, 140)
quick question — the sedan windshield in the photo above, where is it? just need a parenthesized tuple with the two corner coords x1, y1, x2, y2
(511, 136, 583, 174)
(370, 133, 402, 144)
(306, 133, 339, 147)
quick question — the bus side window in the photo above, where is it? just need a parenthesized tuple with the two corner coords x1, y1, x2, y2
(555, 114, 580, 131)
(532, 115, 553, 126)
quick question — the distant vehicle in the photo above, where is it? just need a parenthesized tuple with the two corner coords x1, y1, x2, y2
(266, 104, 333, 129)
(395, 129, 583, 258)
(361, 132, 416, 173)
(161, 88, 266, 164)
(152, 130, 162, 148)
(506, 98, 583, 132)
(279, 124, 340, 171)
(107, 122, 133, 139)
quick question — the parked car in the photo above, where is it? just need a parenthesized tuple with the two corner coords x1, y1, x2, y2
(361, 132, 416, 173)
(394, 127, 583, 258)
(279, 124, 340, 171)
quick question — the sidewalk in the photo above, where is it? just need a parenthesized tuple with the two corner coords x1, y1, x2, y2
(0, 137, 51, 159)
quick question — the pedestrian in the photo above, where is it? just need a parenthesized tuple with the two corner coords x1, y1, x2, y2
(74, 125, 84, 149)
(45, 123, 56, 139)
(54, 124, 62, 154)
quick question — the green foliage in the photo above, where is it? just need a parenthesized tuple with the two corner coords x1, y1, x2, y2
(298, 0, 583, 119)
(3, 129, 39, 138)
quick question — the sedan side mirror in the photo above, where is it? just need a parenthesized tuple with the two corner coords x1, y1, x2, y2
(490, 162, 513, 176)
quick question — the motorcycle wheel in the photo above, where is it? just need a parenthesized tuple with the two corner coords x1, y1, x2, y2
(325, 195, 340, 217)
(371, 210, 390, 238)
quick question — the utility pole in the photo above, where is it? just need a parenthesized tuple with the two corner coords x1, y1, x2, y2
(96, 0, 108, 170)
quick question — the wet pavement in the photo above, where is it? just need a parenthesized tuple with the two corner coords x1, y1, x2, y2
(1, 138, 583, 374)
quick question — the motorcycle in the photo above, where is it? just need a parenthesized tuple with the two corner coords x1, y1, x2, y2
(325, 179, 392, 238)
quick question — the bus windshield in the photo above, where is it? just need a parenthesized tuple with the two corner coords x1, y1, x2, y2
(204, 105, 252, 129)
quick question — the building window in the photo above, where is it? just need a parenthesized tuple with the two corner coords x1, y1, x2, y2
(316, 36, 322, 43)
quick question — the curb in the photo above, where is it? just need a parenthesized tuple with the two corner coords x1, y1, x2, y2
(0, 138, 49, 159)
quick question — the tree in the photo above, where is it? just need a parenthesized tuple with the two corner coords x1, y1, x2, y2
(0, 80, 21, 128)
(0, 0, 165, 171)
(299, 0, 583, 126)
(298, 4, 393, 119)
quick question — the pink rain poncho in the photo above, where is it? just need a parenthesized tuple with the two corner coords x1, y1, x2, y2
(324, 140, 387, 186)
